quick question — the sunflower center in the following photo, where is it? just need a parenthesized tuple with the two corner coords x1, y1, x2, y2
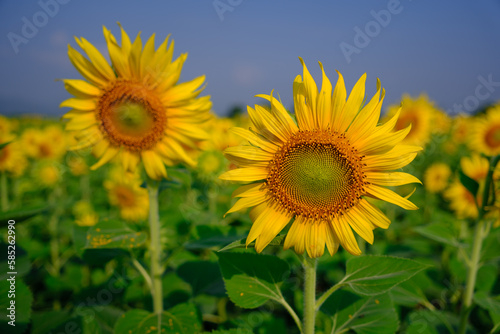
(266, 130, 366, 220)
(97, 80, 166, 151)
(485, 124, 500, 149)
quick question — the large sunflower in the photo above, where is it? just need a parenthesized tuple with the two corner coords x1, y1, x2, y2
(470, 104, 500, 156)
(60, 24, 212, 180)
(220, 59, 421, 258)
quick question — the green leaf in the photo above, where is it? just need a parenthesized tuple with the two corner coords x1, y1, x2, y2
(31, 310, 72, 334)
(185, 225, 241, 250)
(85, 220, 146, 249)
(405, 310, 458, 334)
(177, 261, 225, 297)
(0, 205, 50, 227)
(413, 222, 463, 247)
(114, 304, 201, 334)
(202, 329, 253, 334)
(458, 168, 479, 198)
(218, 235, 286, 252)
(321, 290, 398, 334)
(217, 252, 289, 309)
(342, 255, 429, 296)
(390, 271, 433, 307)
(0, 279, 33, 333)
(474, 291, 500, 327)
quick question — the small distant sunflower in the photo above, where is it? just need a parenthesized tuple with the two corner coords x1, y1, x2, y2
(424, 162, 451, 193)
(21, 127, 66, 161)
(67, 155, 89, 176)
(104, 165, 149, 221)
(470, 105, 500, 156)
(385, 94, 434, 147)
(0, 134, 28, 177)
(220, 59, 421, 258)
(73, 200, 99, 227)
(444, 154, 491, 219)
(34, 163, 62, 187)
(452, 114, 471, 144)
(60, 24, 212, 180)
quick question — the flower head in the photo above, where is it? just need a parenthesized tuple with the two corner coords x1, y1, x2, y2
(60, 24, 212, 180)
(470, 104, 500, 156)
(424, 162, 451, 193)
(220, 59, 421, 258)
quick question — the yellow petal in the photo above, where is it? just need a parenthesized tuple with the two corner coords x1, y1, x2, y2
(330, 217, 361, 256)
(141, 150, 167, 180)
(305, 223, 326, 258)
(75, 37, 115, 80)
(255, 208, 292, 253)
(338, 73, 366, 133)
(365, 172, 421, 186)
(345, 207, 374, 244)
(63, 79, 101, 97)
(91, 145, 119, 170)
(225, 192, 268, 216)
(219, 167, 268, 183)
(60, 98, 96, 111)
(317, 62, 333, 130)
(366, 184, 418, 210)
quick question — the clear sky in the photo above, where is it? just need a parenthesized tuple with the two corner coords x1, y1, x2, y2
(1, 0, 500, 117)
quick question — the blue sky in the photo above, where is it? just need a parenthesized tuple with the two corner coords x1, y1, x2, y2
(1, 0, 500, 117)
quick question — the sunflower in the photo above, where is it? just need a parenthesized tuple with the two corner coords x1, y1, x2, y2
(0, 134, 28, 177)
(21, 126, 66, 161)
(470, 104, 500, 156)
(444, 154, 494, 219)
(60, 24, 212, 180)
(384, 94, 434, 147)
(220, 59, 421, 258)
(73, 200, 99, 227)
(104, 165, 149, 221)
(452, 114, 471, 144)
(34, 163, 62, 187)
(424, 162, 451, 193)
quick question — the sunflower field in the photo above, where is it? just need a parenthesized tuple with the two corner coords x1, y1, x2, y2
(1, 17, 500, 334)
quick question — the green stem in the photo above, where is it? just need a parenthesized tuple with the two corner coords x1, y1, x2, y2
(303, 257, 317, 334)
(1, 172, 9, 211)
(147, 178, 163, 327)
(458, 154, 500, 334)
(48, 185, 63, 277)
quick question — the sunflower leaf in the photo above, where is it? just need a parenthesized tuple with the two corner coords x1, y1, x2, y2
(458, 169, 479, 198)
(474, 291, 500, 327)
(84, 220, 146, 249)
(320, 290, 398, 334)
(114, 304, 201, 334)
(218, 234, 286, 252)
(0, 205, 50, 227)
(342, 255, 430, 296)
(217, 252, 289, 309)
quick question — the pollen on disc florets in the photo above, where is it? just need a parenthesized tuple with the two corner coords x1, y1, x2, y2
(266, 129, 367, 220)
(97, 80, 167, 151)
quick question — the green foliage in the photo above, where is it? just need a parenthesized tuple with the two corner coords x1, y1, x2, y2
(0, 204, 49, 226)
(114, 303, 201, 334)
(85, 220, 147, 249)
(217, 252, 289, 309)
(0, 279, 33, 333)
(458, 168, 479, 198)
(342, 255, 430, 296)
(321, 290, 398, 334)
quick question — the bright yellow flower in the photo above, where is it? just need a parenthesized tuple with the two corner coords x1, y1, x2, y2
(0, 115, 12, 134)
(60, 24, 212, 180)
(385, 94, 434, 146)
(104, 165, 149, 221)
(0, 134, 28, 177)
(73, 200, 99, 227)
(67, 155, 89, 176)
(220, 60, 421, 258)
(452, 114, 471, 144)
(432, 109, 451, 135)
(444, 154, 492, 219)
(470, 105, 500, 156)
(35, 163, 61, 187)
(424, 163, 451, 193)
(21, 126, 66, 161)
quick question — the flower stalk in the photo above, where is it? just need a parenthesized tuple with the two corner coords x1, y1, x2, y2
(303, 256, 317, 334)
(458, 154, 500, 334)
(147, 178, 163, 327)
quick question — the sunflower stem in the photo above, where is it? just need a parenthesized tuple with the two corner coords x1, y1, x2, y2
(1, 172, 9, 212)
(303, 256, 317, 334)
(147, 178, 163, 326)
(458, 154, 500, 334)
